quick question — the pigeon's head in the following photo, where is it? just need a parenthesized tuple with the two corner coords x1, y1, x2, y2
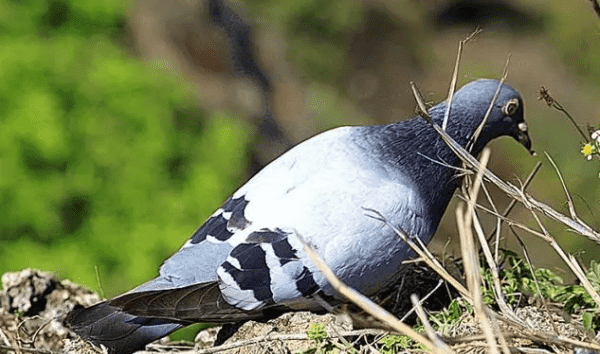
(451, 79, 534, 155)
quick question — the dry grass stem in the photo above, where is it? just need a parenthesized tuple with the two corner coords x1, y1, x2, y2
(589, 0, 600, 21)
(446, 326, 600, 352)
(410, 294, 453, 351)
(1, 330, 23, 354)
(513, 232, 559, 335)
(475, 177, 505, 265)
(527, 207, 600, 309)
(400, 279, 444, 322)
(468, 57, 510, 154)
(486, 161, 542, 244)
(410, 81, 431, 122)
(456, 148, 502, 354)
(443, 28, 482, 131)
(568, 253, 600, 310)
(420, 96, 600, 350)
(545, 152, 583, 223)
(473, 193, 600, 311)
(469, 202, 523, 325)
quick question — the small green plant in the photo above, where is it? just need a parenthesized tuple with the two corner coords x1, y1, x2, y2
(426, 298, 473, 335)
(302, 322, 357, 354)
(480, 250, 600, 330)
(480, 249, 563, 306)
(378, 334, 413, 354)
(307, 323, 328, 343)
(431, 249, 600, 333)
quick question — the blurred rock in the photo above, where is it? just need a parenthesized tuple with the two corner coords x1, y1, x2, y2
(0, 269, 100, 352)
(194, 326, 220, 349)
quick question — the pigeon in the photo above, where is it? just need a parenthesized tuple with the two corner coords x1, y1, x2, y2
(66, 79, 533, 354)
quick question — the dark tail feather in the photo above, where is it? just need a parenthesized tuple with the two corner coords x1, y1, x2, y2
(66, 282, 287, 353)
(66, 302, 184, 354)
(110, 282, 273, 323)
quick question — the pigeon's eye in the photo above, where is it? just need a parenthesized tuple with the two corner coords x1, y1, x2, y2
(502, 98, 519, 116)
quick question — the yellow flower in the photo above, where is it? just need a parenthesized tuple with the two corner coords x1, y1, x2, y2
(582, 143, 594, 156)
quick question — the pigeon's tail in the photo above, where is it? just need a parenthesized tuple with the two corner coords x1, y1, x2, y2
(66, 301, 184, 354)
(108, 281, 280, 323)
(66, 282, 284, 354)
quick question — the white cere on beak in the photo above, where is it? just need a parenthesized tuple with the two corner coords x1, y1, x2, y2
(518, 122, 528, 132)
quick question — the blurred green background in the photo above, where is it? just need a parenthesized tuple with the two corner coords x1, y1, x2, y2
(1, 0, 600, 312)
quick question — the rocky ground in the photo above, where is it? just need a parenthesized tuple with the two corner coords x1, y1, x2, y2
(0, 269, 100, 353)
(1, 268, 600, 354)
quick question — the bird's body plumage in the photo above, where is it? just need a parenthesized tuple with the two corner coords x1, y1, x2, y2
(66, 79, 533, 354)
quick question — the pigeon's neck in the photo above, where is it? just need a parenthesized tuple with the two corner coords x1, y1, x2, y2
(356, 110, 486, 226)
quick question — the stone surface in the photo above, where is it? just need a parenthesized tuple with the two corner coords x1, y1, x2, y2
(0, 269, 101, 353)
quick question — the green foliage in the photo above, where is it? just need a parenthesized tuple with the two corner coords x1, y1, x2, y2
(480, 250, 600, 330)
(249, 0, 431, 87)
(306, 323, 328, 343)
(254, 0, 363, 85)
(0, 0, 250, 296)
(544, 0, 600, 87)
(428, 298, 473, 330)
(378, 334, 413, 354)
(480, 249, 563, 306)
(425, 252, 600, 335)
(302, 323, 357, 354)
(0, 0, 126, 38)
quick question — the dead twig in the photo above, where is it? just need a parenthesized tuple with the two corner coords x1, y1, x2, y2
(590, 0, 600, 21)
(139, 329, 387, 354)
(0, 345, 57, 354)
(16, 316, 52, 347)
(410, 82, 431, 122)
(545, 152, 583, 223)
(538, 86, 588, 141)
(530, 207, 600, 309)
(467, 195, 523, 326)
(510, 227, 559, 336)
(445, 327, 600, 352)
(467, 56, 510, 154)
(400, 279, 444, 322)
(456, 148, 502, 354)
(443, 28, 482, 131)
(473, 198, 600, 311)
(485, 161, 543, 246)
(411, 294, 452, 351)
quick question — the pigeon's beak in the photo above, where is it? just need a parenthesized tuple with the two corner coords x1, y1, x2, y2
(515, 122, 536, 156)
